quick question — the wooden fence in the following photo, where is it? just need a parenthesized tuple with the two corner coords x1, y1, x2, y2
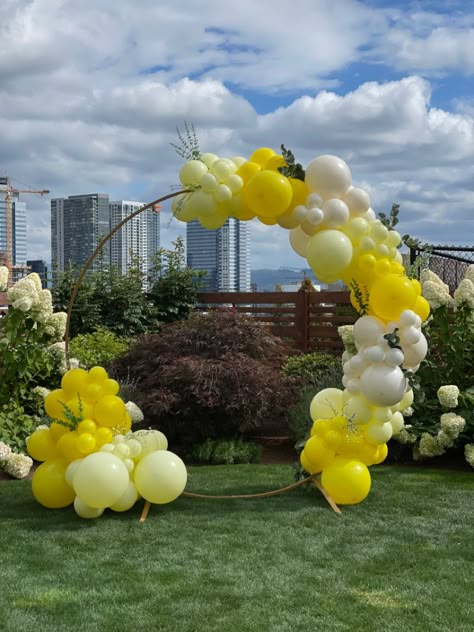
(195, 289, 357, 354)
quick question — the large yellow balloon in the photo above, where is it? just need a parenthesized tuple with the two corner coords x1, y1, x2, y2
(249, 147, 276, 167)
(306, 230, 353, 283)
(198, 210, 228, 230)
(73, 452, 129, 509)
(57, 431, 83, 463)
(245, 170, 293, 218)
(94, 395, 126, 429)
(413, 295, 430, 322)
(61, 368, 89, 398)
(44, 389, 69, 420)
(300, 449, 319, 474)
(27, 428, 58, 462)
(32, 458, 75, 508)
(134, 450, 187, 504)
(369, 274, 417, 322)
(87, 366, 108, 385)
(304, 435, 335, 470)
(235, 161, 261, 185)
(321, 457, 371, 505)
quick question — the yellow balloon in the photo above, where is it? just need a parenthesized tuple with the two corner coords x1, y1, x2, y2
(258, 215, 277, 226)
(321, 457, 371, 505)
(83, 383, 104, 404)
(227, 194, 256, 221)
(245, 170, 293, 218)
(413, 295, 430, 322)
(304, 435, 335, 470)
(249, 147, 276, 167)
(373, 443, 388, 464)
(44, 389, 69, 420)
(300, 449, 319, 474)
(306, 230, 353, 283)
(95, 427, 114, 447)
(32, 458, 75, 508)
(134, 450, 187, 504)
(49, 421, 69, 442)
(179, 159, 208, 186)
(65, 397, 94, 422)
(198, 210, 228, 230)
(87, 366, 108, 385)
(77, 419, 97, 435)
(93, 395, 126, 429)
(77, 432, 97, 455)
(73, 452, 130, 509)
(102, 379, 120, 396)
(61, 368, 89, 398)
(264, 154, 287, 170)
(27, 428, 58, 462)
(235, 161, 261, 185)
(369, 274, 417, 322)
(57, 431, 83, 463)
(310, 389, 344, 421)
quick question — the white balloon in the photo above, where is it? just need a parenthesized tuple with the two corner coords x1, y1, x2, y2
(402, 334, 428, 368)
(289, 226, 311, 258)
(346, 378, 361, 394)
(364, 345, 386, 364)
(343, 187, 370, 216)
(400, 326, 421, 345)
(353, 315, 385, 348)
(360, 364, 408, 407)
(399, 310, 418, 327)
(385, 347, 404, 367)
(306, 193, 323, 208)
(305, 155, 352, 198)
(293, 205, 308, 222)
(322, 199, 350, 228)
(349, 354, 368, 375)
(306, 207, 324, 226)
(230, 155, 246, 168)
(394, 250, 404, 264)
(363, 208, 377, 222)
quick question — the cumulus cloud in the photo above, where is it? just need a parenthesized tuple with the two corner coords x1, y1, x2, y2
(0, 0, 473, 266)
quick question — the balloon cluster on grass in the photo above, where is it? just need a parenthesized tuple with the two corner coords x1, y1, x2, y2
(27, 367, 187, 518)
(176, 146, 432, 505)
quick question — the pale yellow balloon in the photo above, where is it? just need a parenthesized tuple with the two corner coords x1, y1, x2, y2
(74, 496, 104, 519)
(73, 452, 129, 509)
(310, 388, 344, 421)
(306, 230, 353, 283)
(289, 226, 310, 258)
(109, 481, 139, 512)
(179, 159, 208, 186)
(134, 450, 187, 504)
(365, 421, 393, 445)
(171, 194, 197, 222)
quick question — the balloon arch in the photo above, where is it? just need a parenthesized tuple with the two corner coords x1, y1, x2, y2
(27, 146, 431, 519)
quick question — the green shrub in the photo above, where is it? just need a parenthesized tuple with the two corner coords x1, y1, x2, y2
(282, 352, 342, 385)
(191, 438, 262, 465)
(111, 310, 300, 447)
(0, 403, 42, 452)
(284, 353, 343, 447)
(69, 327, 130, 369)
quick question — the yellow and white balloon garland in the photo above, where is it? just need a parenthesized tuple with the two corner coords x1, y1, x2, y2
(27, 367, 187, 519)
(174, 147, 431, 504)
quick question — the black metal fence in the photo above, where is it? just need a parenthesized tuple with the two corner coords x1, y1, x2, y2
(410, 245, 474, 293)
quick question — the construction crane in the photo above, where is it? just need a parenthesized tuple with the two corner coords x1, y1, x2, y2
(0, 176, 49, 285)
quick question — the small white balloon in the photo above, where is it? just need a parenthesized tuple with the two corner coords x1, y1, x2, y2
(402, 334, 428, 368)
(343, 187, 371, 216)
(399, 310, 418, 327)
(364, 345, 386, 364)
(385, 347, 404, 367)
(346, 378, 361, 394)
(306, 193, 323, 208)
(363, 208, 377, 222)
(322, 199, 350, 228)
(353, 315, 384, 347)
(360, 364, 408, 407)
(400, 326, 421, 345)
(306, 207, 324, 226)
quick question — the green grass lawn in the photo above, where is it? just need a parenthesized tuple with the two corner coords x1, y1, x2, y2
(1, 465, 473, 632)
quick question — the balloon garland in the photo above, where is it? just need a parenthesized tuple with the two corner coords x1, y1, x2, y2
(26, 143, 431, 517)
(174, 145, 431, 505)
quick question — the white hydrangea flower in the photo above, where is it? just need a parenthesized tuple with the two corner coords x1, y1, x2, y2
(418, 432, 445, 458)
(0, 266, 8, 291)
(49, 311, 67, 341)
(420, 270, 450, 292)
(7, 277, 39, 304)
(28, 273, 43, 292)
(0, 441, 12, 462)
(31, 289, 54, 323)
(393, 428, 417, 445)
(421, 281, 452, 310)
(33, 386, 51, 399)
(440, 413, 465, 439)
(437, 385, 459, 409)
(12, 297, 33, 312)
(402, 406, 414, 417)
(126, 401, 144, 424)
(465, 444, 474, 468)
(464, 265, 474, 285)
(453, 279, 474, 309)
(4, 452, 33, 479)
(436, 429, 454, 449)
(341, 350, 354, 364)
(338, 325, 357, 355)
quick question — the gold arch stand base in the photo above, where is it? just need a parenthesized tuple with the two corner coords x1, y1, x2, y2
(138, 475, 341, 522)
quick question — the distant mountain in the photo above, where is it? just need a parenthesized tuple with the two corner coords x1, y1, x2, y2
(251, 268, 320, 291)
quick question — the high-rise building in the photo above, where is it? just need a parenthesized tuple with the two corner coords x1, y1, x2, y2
(0, 188, 27, 267)
(109, 201, 160, 288)
(27, 260, 49, 288)
(51, 193, 110, 275)
(186, 218, 251, 292)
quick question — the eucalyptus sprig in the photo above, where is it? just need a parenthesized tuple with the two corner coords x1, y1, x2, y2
(50, 398, 84, 431)
(170, 122, 201, 160)
(350, 280, 369, 315)
(278, 144, 305, 181)
(378, 203, 400, 230)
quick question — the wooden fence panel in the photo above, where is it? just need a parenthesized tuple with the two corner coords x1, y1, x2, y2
(195, 289, 356, 354)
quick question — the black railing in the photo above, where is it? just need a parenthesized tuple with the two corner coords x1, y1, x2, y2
(410, 244, 474, 293)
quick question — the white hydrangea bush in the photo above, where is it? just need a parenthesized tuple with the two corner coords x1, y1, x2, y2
(0, 441, 33, 479)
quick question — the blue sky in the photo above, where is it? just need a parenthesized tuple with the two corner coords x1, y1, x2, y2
(0, 0, 472, 268)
